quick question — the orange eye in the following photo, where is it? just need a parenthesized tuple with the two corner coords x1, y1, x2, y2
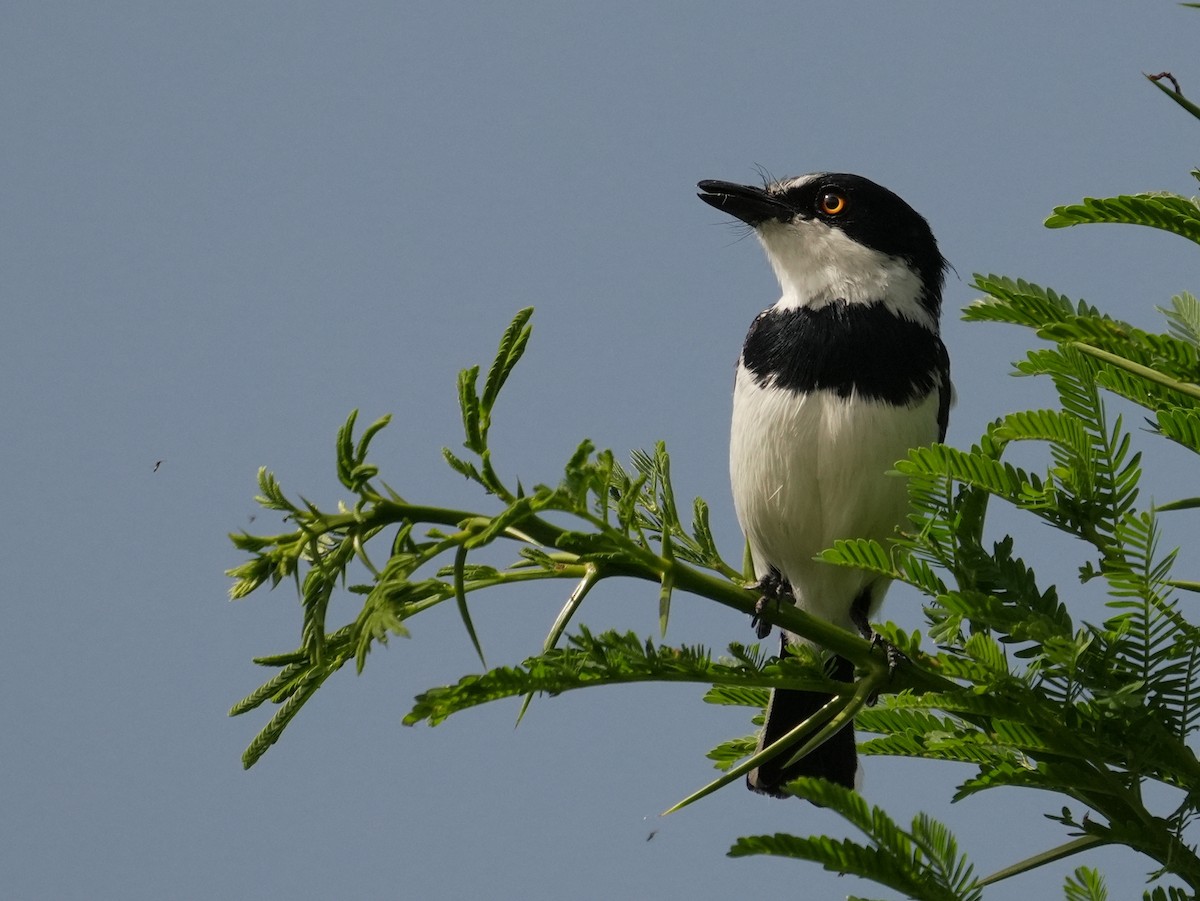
(818, 191, 846, 215)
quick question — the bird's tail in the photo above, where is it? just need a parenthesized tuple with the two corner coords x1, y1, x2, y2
(746, 653, 857, 797)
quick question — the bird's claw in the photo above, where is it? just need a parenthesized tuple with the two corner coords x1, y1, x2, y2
(748, 570, 793, 639)
(750, 597, 774, 639)
(865, 631, 906, 706)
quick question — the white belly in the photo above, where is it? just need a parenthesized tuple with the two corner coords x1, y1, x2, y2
(730, 367, 941, 636)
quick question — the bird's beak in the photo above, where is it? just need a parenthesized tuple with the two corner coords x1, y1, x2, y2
(697, 180, 794, 226)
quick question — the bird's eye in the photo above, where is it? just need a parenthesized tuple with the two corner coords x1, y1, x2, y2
(818, 191, 847, 215)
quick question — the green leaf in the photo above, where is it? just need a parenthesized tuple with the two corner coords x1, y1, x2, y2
(897, 445, 1050, 512)
(442, 447, 484, 483)
(1159, 292, 1200, 348)
(480, 307, 533, 415)
(457, 364, 483, 452)
(963, 632, 1008, 675)
(702, 684, 770, 708)
(406, 630, 717, 726)
(819, 538, 897, 577)
(240, 678, 324, 769)
(966, 276, 1095, 329)
(1156, 407, 1200, 454)
(335, 410, 392, 492)
(1142, 886, 1193, 901)
(706, 735, 757, 771)
(1064, 865, 1108, 901)
(1045, 193, 1200, 246)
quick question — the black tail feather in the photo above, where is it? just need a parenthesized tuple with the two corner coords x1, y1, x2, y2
(746, 653, 857, 797)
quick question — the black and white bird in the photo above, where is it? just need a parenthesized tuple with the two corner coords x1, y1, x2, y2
(697, 173, 950, 797)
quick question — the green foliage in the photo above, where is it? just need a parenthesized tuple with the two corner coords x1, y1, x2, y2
(730, 780, 981, 901)
(1064, 867, 1107, 901)
(227, 308, 924, 770)
(1145, 887, 1193, 901)
(404, 628, 850, 727)
(227, 58, 1200, 901)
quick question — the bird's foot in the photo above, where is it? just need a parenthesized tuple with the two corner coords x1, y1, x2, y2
(849, 598, 906, 705)
(748, 569, 793, 639)
(868, 631, 906, 672)
(863, 631, 906, 706)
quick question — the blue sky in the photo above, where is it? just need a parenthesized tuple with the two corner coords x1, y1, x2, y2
(5, 4, 1200, 899)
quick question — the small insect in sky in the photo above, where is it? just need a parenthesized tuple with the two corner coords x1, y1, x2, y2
(1148, 71, 1182, 94)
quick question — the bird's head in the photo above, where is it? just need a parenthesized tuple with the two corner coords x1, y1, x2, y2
(698, 173, 946, 327)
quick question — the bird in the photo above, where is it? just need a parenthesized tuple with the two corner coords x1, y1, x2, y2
(697, 173, 950, 797)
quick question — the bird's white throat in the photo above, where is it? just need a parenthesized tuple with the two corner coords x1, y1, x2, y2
(755, 218, 934, 330)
